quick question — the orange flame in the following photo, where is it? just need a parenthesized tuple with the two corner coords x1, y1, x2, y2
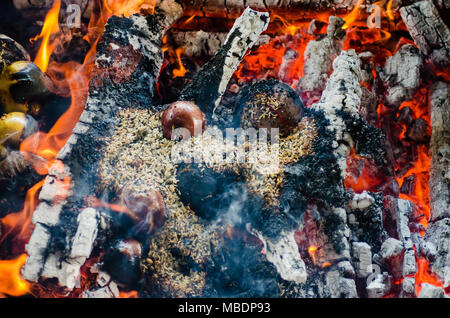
(0, 254, 30, 297)
(1, 180, 45, 245)
(119, 290, 139, 298)
(308, 246, 318, 264)
(172, 47, 187, 78)
(33, 0, 61, 72)
(103, 0, 148, 18)
(387, 0, 395, 20)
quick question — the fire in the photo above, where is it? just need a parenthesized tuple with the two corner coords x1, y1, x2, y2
(119, 290, 139, 298)
(308, 246, 318, 264)
(103, 0, 151, 17)
(1, 180, 45, 247)
(0, 254, 30, 297)
(20, 61, 90, 175)
(343, 0, 364, 29)
(32, 0, 61, 72)
(172, 47, 187, 78)
(415, 258, 445, 296)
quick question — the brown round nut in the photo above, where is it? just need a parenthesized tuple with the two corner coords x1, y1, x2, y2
(161, 101, 206, 140)
(237, 79, 304, 137)
(122, 187, 166, 234)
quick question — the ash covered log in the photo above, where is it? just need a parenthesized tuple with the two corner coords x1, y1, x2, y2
(428, 82, 450, 221)
(168, 30, 271, 58)
(379, 44, 423, 107)
(296, 16, 345, 106)
(180, 7, 269, 120)
(423, 82, 450, 289)
(400, 0, 450, 68)
(22, 0, 183, 293)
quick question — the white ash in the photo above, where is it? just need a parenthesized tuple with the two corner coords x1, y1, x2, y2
(337, 260, 356, 278)
(366, 273, 391, 298)
(380, 238, 404, 260)
(418, 283, 448, 298)
(401, 277, 416, 297)
(255, 229, 307, 284)
(70, 208, 98, 259)
(352, 242, 372, 278)
(425, 218, 450, 288)
(170, 31, 270, 58)
(296, 16, 345, 106)
(311, 49, 362, 180)
(212, 7, 270, 117)
(379, 44, 423, 107)
(325, 269, 358, 298)
(350, 191, 375, 210)
(82, 281, 119, 299)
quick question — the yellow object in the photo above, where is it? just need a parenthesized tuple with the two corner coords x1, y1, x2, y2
(0, 112, 26, 147)
(0, 61, 29, 113)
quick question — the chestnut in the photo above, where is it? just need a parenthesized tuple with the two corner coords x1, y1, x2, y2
(235, 79, 304, 137)
(122, 187, 166, 235)
(0, 112, 38, 148)
(161, 101, 206, 140)
(0, 61, 52, 113)
(103, 238, 142, 287)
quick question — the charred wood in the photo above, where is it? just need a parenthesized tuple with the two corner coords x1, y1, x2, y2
(379, 44, 423, 107)
(400, 0, 450, 68)
(296, 16, 345, 106)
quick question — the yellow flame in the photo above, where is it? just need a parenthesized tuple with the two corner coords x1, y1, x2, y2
(343, 0, 364, 29)
(0, 254, 30, 297)
(387, 0, 395, 20)
(33, 0, 61, 72)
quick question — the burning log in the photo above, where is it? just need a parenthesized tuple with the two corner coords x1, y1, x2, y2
(424, 81, 450, 289)
(400, 0, 450, 68)
(180, 7, 270, 120)
(379, 44, 423, 107)
(22, 0, 183, 293)
(296, 16, 345, 106)
(428, 81, 449, 221)
(168, 30, 271, 58)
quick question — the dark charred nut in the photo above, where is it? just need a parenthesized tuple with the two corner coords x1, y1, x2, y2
(102, 238, 142, 287)
(0, 34, 30, 69)
(176, 163, 246, 221)
(0, 61, 54, 113)
(161, 101, 206, 140)
(235, 79, 304, 137)
(8, 61, 54, 103)
(122, 187, 166, 235)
